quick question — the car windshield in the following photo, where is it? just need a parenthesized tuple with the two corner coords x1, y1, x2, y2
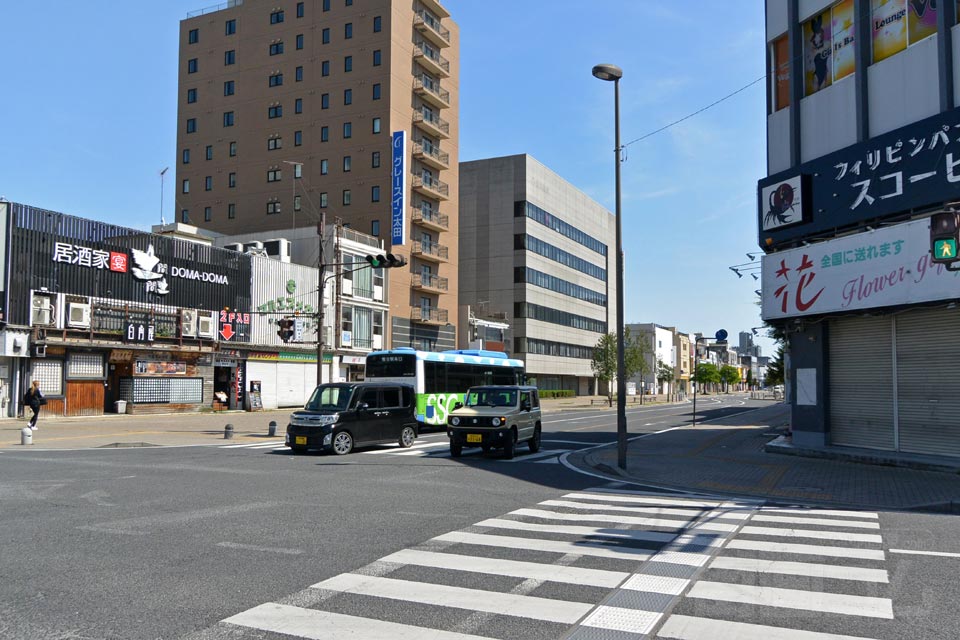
(465, 389, 517, 408)
(304, 385, 354, 411)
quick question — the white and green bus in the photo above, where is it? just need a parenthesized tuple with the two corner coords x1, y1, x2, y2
(364, 348, 525, 428)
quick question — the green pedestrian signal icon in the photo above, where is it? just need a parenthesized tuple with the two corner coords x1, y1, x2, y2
(935, 238, 958, 260)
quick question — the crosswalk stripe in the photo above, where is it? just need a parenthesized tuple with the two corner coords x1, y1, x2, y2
(475, 517, 677, 544)
(589, 487, 762, 506)
(529, 504, 696, 530)
(225, 603, 491, 640)
(757, 507, 878, 519)
(658, 614, 881, 639)
(564, 492, 733, 510)
(686, 581, 894, 618)
(751, 515, 880, 530)
(380, 548, 629, 588)
(221, 440, 286, 449)
(311, 573, 593, 624)
(725, 539, 886, 561)
(540, 499, 748, 523)
(580, 606, 663, 634)
(708, 556, 889, 583)
(739, 526, 883, 544)
(362, 442, 443, 454)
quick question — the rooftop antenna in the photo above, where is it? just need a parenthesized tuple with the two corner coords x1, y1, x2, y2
(159, 167, 169, 226)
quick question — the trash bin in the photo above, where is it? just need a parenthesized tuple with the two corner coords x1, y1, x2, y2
(115, 400, 127, 414)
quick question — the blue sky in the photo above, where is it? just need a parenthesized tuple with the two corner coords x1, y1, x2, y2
(0, 1, 774, 355)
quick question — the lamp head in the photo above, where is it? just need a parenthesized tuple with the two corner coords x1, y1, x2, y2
(592, 63, 623, 82)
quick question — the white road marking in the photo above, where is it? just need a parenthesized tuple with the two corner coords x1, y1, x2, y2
(221, 440, 286, 448)
(534, 457, 562, 464)
(363, 442, 445, 454)
(739, 526, 883, 544)
(581, 606, 663, 634)
(216, 542, 303, 555)
(543, 439, 596, 445)
(311, 573, 592, 624)
(751, 514, 880, 529)
(725, 539, 886, 560)
(621, 573, 690, 595)
(543, 498, 749, 521)
(497, 449, 566, 463)
(379, 548, 629, 588)
(708, 556, 889, 583)
(658, 614, 881, 639)
(225, 603, 490, 640)
(686, 581, 893, 619)
(757, 507, 878, 519)
(889, 548, 960, 559)
(564, 492, 741, 511)
(475, 517, 677, 544)
(510, 507, 717, 531)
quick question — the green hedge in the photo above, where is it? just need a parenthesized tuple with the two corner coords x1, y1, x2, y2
(538, 389, 575, 399)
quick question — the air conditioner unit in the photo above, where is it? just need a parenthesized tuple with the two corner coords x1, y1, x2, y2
(243, 241, 265, 254)
(32, 344, 46, 358)
(197, 312, 217, 339)
(181, 309, 198, 337)
(67, 302, 91, 328)
(263, 238, 292, 263)
(224, 242, 244, 252)
(31, 296, 54, 326)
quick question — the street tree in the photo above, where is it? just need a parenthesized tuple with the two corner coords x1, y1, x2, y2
(694, 362, 721, 394)
(745, 369, 754, 389)
(591, 328, 650, 407)
(656, 358, 674, 395)
(720, 365, 741, 392)
(766, 345, 785, 386)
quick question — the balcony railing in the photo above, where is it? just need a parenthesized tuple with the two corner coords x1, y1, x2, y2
(411, 273, 449, 292)
(411, 174, 449, 198)
(412, 141, 449, 169)
(413, 42, 450, 77)
(413, 76, 450, 109)
(411, 206, 449, 231)
(411, 307, 449, 324)
(412, 111, 450, 137)
(186, 0, 242, 18)
(413, 9, 451, 46)
(412, 240, 449, 261)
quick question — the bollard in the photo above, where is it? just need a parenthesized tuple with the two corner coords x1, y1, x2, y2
(268, 421, 277, 437)
(21, 427, 33, 446)
(224, 424, 234, 439)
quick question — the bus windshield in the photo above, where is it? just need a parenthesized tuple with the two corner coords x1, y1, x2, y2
(305, 384, 354, 411)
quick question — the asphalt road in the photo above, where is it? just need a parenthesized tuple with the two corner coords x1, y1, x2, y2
(1, 395, 957, 639)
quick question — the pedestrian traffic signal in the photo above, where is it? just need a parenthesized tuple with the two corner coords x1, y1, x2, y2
(276, 317, 295, 342)
(365, 253, 407, 268)
(930, 212, 960, 264)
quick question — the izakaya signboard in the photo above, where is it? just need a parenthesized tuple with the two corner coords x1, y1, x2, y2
(758, 108, 960, 248)
(761, 218, 960, 320)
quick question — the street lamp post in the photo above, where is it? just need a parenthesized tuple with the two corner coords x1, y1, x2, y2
(592, 63, 627, 470)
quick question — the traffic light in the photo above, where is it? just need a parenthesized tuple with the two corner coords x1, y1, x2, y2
(365, 253, 407, 268)
(276, 317, 295, 342)
(930, 212, 960, 264)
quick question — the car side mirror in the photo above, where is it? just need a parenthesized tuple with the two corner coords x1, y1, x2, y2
(356, 402, 369, 411)
(454, 402, 463, 410)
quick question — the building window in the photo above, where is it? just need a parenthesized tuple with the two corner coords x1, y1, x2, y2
(320, 192, 328, 207)
(321, 93, 330, 109)
(294, 195, 302, 211)
(186, 118, 196, 133)
(371, 185, 381, 202)
(296, 34, 304, 49)
(346, 0, 353, 5)
(229, 141, 237, 156)
(188, 28, 199, 44)
(224, 80, 235, 96)
(321, 126, 329, 142)
(269, 42, 284, 56)
(228, 203, 236, 219)
(296, 66, 303, 81)
(225, 19, 236, 35)
(268, 137, 282, 150)
(205, 145, 213, 160)
(181, 209, 190, 223)
(343, 122, 352, 138)
(803, 1, 856, 96)
(322, 28, 330, 44)
(373, 16, 382, 32)
(343, 88, 352, 105)
(223, 111, 235, 126)
(32, 360, 63, 396)
(871, 0, 937, 63)
(270, 10, 284, 24)
(320, 158, 329, 174)
(342, 189, 351, 205)
(372, 151, 380, 168)
(268, 105, 283, 118)
(371, 219, 380, 236)
(267, 169, 282, 182)
(771, 34, 789, 112)
(182, 149, 190, 164)
(372, 83, 381, 100)
(344, 55, 352, 72)
(269, 73, 283, 87)
(373, 49, 381, 66)
(294, 130, 302, 146)
(267, 201, 281, 214)
(224, 50, 235, 65)
(295, 98, 303, 114)
(188, 58, 198, 73)
(322, 60, 330, 76)
(343, 155, 352, 172)
(293, 163, 302, 178)
(187, 88, 197, 103)
(372, 117, 381, 134)
(204, 206, 212, 222)
(229, 172, 236, 187)
(322, 0, 330, 11)
(182, 179, 190, 193)
(297, 2, 304, 18)
(345, 23, 353, 39)
(205, 176, 213, 191)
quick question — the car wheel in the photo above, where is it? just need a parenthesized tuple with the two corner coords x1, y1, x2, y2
(450, 443, 462, 458)
(528, 426, 541, 453)
(503, 430, 516, 459)
(399, 426, 417, 448)
(332, 431, 354, 455)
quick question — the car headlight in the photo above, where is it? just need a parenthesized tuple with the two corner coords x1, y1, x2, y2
(450, 416, 460, 426)
(491, 417, 501, 426)
(290, 413, 339, 427)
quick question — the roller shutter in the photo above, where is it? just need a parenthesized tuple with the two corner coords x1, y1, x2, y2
(277, 363, 310, 407)
(828, 316, 894, 450)
(896, 308, 960, 457)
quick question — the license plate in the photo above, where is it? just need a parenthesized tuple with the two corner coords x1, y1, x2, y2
(295, 436, 307, 445)
(466, 433, 482, 443)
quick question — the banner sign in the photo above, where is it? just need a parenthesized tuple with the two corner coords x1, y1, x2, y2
(761, 218, 960, 319)
(758, 108, 960, 248)
(391, 130, 408, 246)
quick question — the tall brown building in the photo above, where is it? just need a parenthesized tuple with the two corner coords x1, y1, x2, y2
(176, 0, 459, 350)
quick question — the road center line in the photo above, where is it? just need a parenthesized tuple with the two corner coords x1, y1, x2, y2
(889, 548, 960, 558)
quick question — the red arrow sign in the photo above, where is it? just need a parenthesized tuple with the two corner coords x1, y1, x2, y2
(219, 324, 235, 340)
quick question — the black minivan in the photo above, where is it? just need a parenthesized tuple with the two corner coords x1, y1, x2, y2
(286, 382, 418, 455)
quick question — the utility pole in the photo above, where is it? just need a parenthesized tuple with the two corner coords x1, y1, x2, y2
(316, 212, 326, 386)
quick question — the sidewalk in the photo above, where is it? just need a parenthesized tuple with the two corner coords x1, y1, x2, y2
(567, 403, 960, 511)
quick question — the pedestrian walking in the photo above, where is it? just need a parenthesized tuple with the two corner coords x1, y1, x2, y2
(24, 380, 44, 430)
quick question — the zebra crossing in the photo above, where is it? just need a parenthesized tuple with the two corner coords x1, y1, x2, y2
(195, 487, 897, 639)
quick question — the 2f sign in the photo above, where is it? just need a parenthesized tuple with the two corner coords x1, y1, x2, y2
(760, 175, 807, 231)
